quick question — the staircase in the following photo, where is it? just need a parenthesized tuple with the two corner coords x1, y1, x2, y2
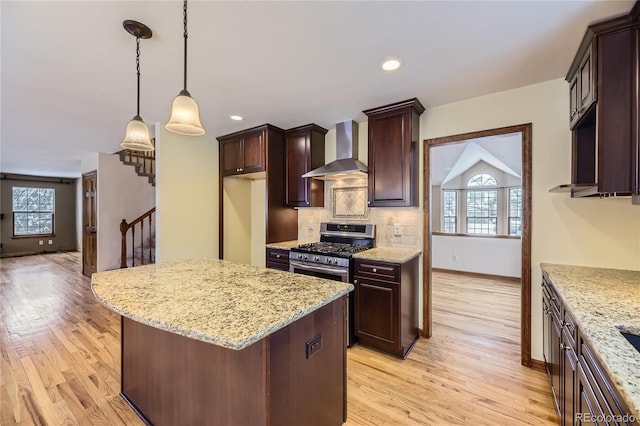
(119, 148, 155, 187)
(121, 207, 155, 268)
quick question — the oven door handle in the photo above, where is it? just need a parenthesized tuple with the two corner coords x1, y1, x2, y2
(290, 261, 349, 277)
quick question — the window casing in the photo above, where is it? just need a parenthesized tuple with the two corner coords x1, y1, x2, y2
(442, 190, 457, 233)
(12, 187, 55, 236)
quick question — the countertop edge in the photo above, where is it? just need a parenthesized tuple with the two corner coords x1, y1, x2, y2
(353, 248, 422, 264)
(92, 282, 353, 351)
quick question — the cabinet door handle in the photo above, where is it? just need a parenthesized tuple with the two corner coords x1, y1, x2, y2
(354, 279, 358, 285)
(372, 268, 377, 273)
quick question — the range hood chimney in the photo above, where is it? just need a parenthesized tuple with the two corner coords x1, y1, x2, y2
(301, 121, 367, 180)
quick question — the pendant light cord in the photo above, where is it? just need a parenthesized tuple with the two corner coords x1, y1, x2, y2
(183, 0, 188, 92)
(136, 37, 141, 116)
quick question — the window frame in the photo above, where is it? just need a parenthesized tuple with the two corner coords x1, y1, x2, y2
(442, 190, 457, 233)
(465, 189, 498, 235)
(12, 186, 56, 237)
(508, 187, 522, 236)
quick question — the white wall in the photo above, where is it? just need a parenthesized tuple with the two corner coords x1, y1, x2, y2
(155, 124, 218, 263)
(222, 177, 252, 265)
(422, 78, 640, 361)
(432, 235, 521, 278)
(96, 153, 155, 271)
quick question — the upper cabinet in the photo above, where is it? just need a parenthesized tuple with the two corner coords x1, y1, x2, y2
(219, 128, 265, 177)
(564, 8, 640, 200)
(217, 124, 298, 260)
(363, 98, 425, 207)
(568, 43, 597, 129)
(284, 124, 327, 208)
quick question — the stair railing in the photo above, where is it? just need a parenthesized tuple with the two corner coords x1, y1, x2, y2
(120, 207, 156, 268)
(119, 146, 156, 186)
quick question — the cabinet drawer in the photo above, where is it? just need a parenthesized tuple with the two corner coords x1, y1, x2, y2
(266, 248, 289, 262)
(266, 248, 289, 271)
(563, 309, 577, 351)
(354, 260, 399, 282)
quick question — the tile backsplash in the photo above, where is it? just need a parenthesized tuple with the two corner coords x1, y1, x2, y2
(297, 180, 423, 250)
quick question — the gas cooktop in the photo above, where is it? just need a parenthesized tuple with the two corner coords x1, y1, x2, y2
(295, 242, 371, 258)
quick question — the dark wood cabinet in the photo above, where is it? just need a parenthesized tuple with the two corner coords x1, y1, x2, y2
(567, 11, 640, 197)
(217, 124, 298, 259)
(569, 44, 597, 129)
(542, 272, 635, 426)
(363, 98, 424, 207)
(266, 248, 290, 271)
(284, 124, 327, 208)
(220, 128, 265, 177)
(353, 256, 418, 358)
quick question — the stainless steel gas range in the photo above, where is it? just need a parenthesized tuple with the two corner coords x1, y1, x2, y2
(290, 222, 375, 347)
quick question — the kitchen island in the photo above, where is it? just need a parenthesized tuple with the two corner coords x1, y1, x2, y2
(91, 258, 352, 426)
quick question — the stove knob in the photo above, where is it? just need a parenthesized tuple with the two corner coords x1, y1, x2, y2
(313, 256, 320, 262)
(325, 258, 331, 264)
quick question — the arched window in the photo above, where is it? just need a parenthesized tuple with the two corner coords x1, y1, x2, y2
(467, 173, 497, 187)
(466, 173, 497, 234)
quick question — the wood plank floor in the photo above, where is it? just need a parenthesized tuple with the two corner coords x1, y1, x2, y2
(0, 253, 558, 425)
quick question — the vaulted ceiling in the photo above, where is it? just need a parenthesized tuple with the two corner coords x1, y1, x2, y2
(1, 1, 634, 177)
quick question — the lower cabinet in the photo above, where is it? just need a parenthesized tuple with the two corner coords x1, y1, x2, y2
(542, 272, 635, 426)
(353, 257, 418, 358)
(266, 248, 289, 271)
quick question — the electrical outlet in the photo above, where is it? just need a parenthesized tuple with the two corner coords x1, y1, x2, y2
(39, 240, 44, 246)
(307, 222, 314, 231)
(306, 334, 322, 359)
(453, 254, 459, 262)
(393, 224, 402, 236)
(48, 240, 53, 245)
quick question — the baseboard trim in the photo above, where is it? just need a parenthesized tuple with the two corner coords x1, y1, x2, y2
(529, 359, 547, 372)
(0, 248, 78, 259)
(432, 268, 520, 283)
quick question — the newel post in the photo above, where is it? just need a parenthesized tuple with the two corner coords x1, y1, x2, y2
(120, 219, 129, 268)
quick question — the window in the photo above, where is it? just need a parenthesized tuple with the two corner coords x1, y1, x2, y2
(12, 187, 55, 236)
(466, 190, 497, 234)
(467, 173, 497, 187)
(442, 190, 457, 233)
(509, 188, 522, 236)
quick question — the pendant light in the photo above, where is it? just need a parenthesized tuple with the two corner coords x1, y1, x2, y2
(165, 0, 205, 136)
(121, 20, 155, 152)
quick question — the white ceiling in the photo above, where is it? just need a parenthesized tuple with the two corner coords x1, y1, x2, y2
(1, 0, 634, 178)
(430, 133, 522, 186)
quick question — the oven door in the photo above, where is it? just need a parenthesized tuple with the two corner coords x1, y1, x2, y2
(289, 260, 349, 283)
(289, 258, 355, 347)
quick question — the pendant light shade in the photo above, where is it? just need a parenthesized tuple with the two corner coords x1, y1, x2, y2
(166, 89, 205, 136)
(122, 115, 153, 151)
(121, 20, 154, 152)
(166, 0, 205, 136)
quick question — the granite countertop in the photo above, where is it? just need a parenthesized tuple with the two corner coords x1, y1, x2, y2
(541, 263, 640, 418)
(265, 240, 301, 250)
(353, 247, 421, 264)
(91, 258, 352, 351)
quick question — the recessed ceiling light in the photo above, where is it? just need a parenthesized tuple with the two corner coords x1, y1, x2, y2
(382, 59, 401, 71)
(230, 115, 243, 121)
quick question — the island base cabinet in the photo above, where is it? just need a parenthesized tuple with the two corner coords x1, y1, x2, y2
(120, 297, 346, 426)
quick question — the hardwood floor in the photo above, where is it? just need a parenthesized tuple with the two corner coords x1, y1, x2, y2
(0, 253, 558, 425)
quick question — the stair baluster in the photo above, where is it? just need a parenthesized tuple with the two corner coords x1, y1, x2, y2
(120, 207, 156, 268)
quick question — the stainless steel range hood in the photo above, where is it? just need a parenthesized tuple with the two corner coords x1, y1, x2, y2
(301, 121, 367, 180)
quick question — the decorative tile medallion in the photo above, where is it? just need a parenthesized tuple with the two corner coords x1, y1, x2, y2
(332, 186, 368, 220)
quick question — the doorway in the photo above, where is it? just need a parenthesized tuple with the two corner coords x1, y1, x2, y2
(423, 123, 533, 366)
(82, 170, 97, 277)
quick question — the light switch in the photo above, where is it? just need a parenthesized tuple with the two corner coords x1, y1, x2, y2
(393, 224, 402, 236)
